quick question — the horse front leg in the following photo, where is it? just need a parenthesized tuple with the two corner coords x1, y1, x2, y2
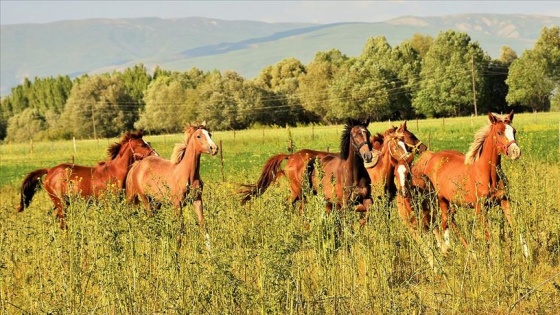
(396, 194, 419, 240)
(476, 201, 490, 242)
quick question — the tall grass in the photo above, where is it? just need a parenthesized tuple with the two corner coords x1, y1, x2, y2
(1, 113, 559, 314)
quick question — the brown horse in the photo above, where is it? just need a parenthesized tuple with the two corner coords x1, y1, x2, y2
(402, 111, 521, 253)
(366, 128, 415, 202)
(17, 131, 158, 229)
(125, 122, 218, 229)
(306, 119, 375, 216)
(239, 121, 425, 208)
(239, 119, 374, 208)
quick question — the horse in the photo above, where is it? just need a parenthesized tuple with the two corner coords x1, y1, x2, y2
(402, 111, 521, 253)
(125, 122, 218, 230)
(16, 130, 158, 229)
(238, 121, 425, 208)
(306, 119, 375, 217)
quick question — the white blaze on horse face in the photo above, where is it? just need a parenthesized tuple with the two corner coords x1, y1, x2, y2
(201, 129, 218, 156)
(504, 124, 521, 160)
(397, 140, 410, 159)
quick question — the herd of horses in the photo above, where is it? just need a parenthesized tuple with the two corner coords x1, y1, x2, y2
(16, 111, 522, 253)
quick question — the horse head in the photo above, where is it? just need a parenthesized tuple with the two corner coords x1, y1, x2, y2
(489, 111, 520, 160)
(108, 130, 158, 161)
(344, 118, 374, 165)
(385, 130, 411, 164)
(398, 121, 427, 155)
(185, 122, 219, 156)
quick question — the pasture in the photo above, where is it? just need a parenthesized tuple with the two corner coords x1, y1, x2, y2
(1, 112, 559, 314)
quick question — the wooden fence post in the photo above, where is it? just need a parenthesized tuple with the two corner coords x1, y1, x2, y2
(219, 140, 225, 183)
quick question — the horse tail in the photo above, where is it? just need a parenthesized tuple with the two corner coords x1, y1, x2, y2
(17, 168, 49, 212)
(238, 154, 289, 204)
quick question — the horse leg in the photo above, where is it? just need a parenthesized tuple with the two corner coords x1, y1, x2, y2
(396, 194, 419, 240)
(476, 201, 490, 242)
(437, 196, 452, 253)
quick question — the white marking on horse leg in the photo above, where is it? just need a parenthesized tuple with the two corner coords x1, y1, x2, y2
(444, 229, 450, 247)
(397, 164, 407, 194)
(520, 233, 529, 258)
(205, 232, 211, 250)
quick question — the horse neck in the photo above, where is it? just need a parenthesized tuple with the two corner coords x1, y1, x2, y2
(343, 142, 361, 183)
(378, 140, 396, 173)
(473, 131, 502, 187)
(177, 140, 202, 182)
(106, 146, 135, 180)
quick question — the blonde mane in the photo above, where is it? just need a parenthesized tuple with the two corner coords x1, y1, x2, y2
(170, 123, 205, 164)
(464, 124, 492, 165)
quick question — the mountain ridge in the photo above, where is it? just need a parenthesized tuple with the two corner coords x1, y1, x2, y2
(1, 14, 558, 96)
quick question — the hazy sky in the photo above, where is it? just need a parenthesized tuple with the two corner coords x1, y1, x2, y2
(1, 0, 559, 25)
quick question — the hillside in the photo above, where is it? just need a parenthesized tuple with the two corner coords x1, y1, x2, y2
(1, 14, 558, 96)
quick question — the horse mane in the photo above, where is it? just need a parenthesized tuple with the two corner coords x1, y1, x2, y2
(170, 123, 206, 164)
(106, 130, 144, 160)
(465, 124, 492, 165)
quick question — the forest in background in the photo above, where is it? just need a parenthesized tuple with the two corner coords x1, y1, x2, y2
(1, 27, 559, 142)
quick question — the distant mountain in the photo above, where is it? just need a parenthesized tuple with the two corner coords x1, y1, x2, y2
(1, 14, 558, 96)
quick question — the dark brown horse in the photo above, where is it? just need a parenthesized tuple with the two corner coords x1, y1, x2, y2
(17, 131, 158, 229)
(306, 120, 375, 216)
(239, 121, 425, 208)
(125, 122, 218, 229)
(401, 111, 521, 253)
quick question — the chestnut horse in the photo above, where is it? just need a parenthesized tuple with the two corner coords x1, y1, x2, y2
(239, 121, 425, 208)
(402, 111, 521, 253)
(125, 122, 218, 229)
(17, 131, 158, 229)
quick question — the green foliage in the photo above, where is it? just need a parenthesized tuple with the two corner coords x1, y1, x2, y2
(5, 108, 47, 142)
(60, 74, 136, 139)
(413, 30, 489, 117)
(299, 50, 348, 124)
(506, 26, 560, 111)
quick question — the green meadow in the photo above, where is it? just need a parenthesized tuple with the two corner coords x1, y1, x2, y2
(1, 112, 559, 314)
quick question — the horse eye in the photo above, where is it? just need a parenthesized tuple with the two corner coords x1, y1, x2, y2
(497, 131, 503, 136)
(197, 135, 202, 139)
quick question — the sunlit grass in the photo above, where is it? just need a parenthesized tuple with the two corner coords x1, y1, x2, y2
(1, 112, 559, 313)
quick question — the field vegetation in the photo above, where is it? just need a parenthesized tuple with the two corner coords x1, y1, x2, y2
(1, 112, 559, 314)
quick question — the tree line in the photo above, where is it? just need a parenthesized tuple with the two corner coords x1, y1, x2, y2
(1, 27, 558, 142)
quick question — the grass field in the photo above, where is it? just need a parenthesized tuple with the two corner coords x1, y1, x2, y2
(1, 112, 559, 314)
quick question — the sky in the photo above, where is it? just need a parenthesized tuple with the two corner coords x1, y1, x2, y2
(1, 0, 559, 25)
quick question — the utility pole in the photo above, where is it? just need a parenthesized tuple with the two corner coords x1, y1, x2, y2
(471, 55, 478, 116)
(92, 102, 98, 141)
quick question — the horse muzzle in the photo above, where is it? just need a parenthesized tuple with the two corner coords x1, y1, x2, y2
(209, 145, 219, 156)
(507, 143, 521, 160)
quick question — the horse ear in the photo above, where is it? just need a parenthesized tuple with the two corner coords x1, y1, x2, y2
(488, 112, 498, 124)
(402, 121, 408, 130)
(508, 110, 515, 122)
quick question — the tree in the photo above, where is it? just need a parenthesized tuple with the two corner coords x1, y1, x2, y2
(481, 46, 518, 114)
(404, 33, 433, 58)
(61, 74, 135, 139)
(190, 70, 264, 130)
(298, 49, 348, 124)
(253, 58, 307, 126)
(506, 26, 560, 111)
(329, 57, 391, 121)
(413, 30, 489, 117)
(135, 68, 208, 133)
(5, 108, 47, 142)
